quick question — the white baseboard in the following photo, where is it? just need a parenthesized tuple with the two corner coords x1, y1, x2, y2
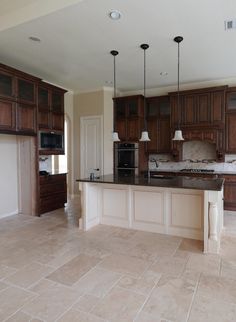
(0, 210, 18, 219)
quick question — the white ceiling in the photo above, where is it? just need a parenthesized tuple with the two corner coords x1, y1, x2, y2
(0, 0, 236, 92)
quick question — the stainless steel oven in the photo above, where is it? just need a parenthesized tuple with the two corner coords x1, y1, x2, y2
(114, 143, 139, 176)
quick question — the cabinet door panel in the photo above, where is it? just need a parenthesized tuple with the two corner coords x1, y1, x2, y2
(146, 118, 158, 152)
(182, 95, 196, 125)
(0, 99, 16, 131)
(212, 91, 224, 123)
(51, 113, 64, 131)
(158, 117, 171, 152)
(51, 91, 64, 112)
(17, 78, 36, 105)
(127, 117, 141, 141)
(170, 96, 181, 128)
(115, 118, 126, 141)
(226, 114, 236, 153)
(38, 86, 50, 110)
(0, 70, 15, 99)
(198, 93, 211, 123)
(17, 104, 36, 134)
(38, 110, 51, 129)
(226, 91, 236, 112)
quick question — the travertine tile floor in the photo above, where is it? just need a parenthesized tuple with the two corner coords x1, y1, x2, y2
(0, 199, 236, 322)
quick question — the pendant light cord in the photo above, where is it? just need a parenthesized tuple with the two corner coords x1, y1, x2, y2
(177, 41, 180, 130)
(113, 54, 116, 99)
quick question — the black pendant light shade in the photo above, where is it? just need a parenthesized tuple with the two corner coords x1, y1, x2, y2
(172, 36, 184, 141)
(111, 50, 120, 142)
(139, 43, 150, 142)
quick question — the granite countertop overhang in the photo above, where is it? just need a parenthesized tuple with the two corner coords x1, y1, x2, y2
(77, 174, 224, 191)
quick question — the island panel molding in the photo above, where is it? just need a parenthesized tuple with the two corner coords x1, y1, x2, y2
(78, 177, 224, 254)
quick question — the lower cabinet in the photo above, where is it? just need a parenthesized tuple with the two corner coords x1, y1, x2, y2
(39, 174, 67, 214)
(220, 175, 236, 210)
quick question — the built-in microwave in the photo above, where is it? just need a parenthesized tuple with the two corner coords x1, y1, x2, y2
(39, 131, 64, 150)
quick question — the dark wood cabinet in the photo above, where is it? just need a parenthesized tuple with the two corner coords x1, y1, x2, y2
(225, 113, 236, 153)
(114, 95, 144, 142)
(170, 86, 226, 129)
(39, 174, 67, 214)
(0, 99, 16, 131)
(0, 69, 15, 99)
(17, 104, 37, 134)
(38, 82, 65, 132)
(225, 88, 236, 154)
(218, 175, 236, 211)
(0, 63, 40, 136)
(146, 96, 171, 154)
(16, 77, 36, 105)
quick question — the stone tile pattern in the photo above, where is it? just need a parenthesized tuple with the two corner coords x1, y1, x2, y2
(0, 199, 235, 321)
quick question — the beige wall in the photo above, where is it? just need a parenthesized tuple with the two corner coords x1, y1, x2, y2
(73, 90, 104, 193)
(103, 89, 114, 174)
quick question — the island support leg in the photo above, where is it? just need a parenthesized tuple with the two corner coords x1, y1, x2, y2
(208, 201, 219, 253)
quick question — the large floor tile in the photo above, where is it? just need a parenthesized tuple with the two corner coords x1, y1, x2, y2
(188, 293, 236, 322)
(98, 253, 151, 277)
(57, 309, 106, 322)
(5, 262, 53, 288)
(72, 294, 100, 313)
(0, 286, 35, 321)
(143, 277, 195, 321)
(149, 256, 187, 278)
(186, 253, 221, 275)
(6, 310, 43, 322)
(23, 283, 80, 321)
(197, 273, 236, 304)
(73, 267, 121, 298)
(91, 286, 146, 322)
(46, 253, 100, 286)
(117, 274, 158, 296)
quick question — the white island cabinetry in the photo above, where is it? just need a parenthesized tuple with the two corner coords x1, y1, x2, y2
(78, 176, 224, 254)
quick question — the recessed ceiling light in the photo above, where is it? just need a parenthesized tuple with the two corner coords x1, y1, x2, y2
(109, 10, 122, 20)
(160, 72, 168, 76)
(28, 36, 41, 42)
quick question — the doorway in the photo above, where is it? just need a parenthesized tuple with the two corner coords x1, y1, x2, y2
(80, 115, 103, 179)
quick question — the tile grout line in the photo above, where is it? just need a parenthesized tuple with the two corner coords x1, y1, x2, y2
(185, 272, 201, 322)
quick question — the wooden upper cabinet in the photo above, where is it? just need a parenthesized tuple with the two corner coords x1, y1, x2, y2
(16, 77, 36, 105)
(170, 86, 226, 129)
(0, 99, 16, 131)
(16, 103, 37, 134)
(38, 86, 50, 110)
(226, 113, 236, 153)
(113, 95, 144, 142)
(38, 83, 66, 131)
(197, 93, 211, 124)
(226, 89, 236, 112)
(51, 90, 64, 113)
(0, 69, 15, 100)
(211, 91, 225, 123)
(182, 94, 196, 125)
(146, 96, 171, 154)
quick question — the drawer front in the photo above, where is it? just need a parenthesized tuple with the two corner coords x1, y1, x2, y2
(39, 192, 67, 214)
(40, 181, 66, 197)
(40, 174, 66, 185)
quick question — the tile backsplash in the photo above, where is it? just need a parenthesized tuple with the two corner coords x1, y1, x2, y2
(149, 141, 236, 173)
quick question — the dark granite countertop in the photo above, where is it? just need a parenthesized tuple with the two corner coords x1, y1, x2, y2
(77, 174, 224, 191)
(149, 169, 236, 175)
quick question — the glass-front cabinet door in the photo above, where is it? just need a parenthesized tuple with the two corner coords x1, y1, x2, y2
(16, 77, 36, 105)
(0, 70, 15, 99)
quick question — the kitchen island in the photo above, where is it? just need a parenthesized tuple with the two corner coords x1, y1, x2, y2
(77, 175, 224, 254)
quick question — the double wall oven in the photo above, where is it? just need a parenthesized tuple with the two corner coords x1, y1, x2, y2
(114, 143, 139, 176)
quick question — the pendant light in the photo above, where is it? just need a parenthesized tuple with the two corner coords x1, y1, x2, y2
(111, 50, 120, 142)
(139, 44, 150, 142)
(172, 36, 184, 141)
